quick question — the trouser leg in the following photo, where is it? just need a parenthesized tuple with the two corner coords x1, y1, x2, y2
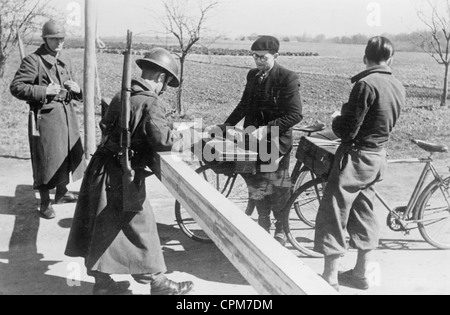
(314, 147, 386, 256)
(56, 184, 68, 197)
(271, 187, 291, 234)
(39, 189, 51, 205)
(255, 199, 271, 233)
(347, 186, 380, 252)
(314, 171, 357, 256)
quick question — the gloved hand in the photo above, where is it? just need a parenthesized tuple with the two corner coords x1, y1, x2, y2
(250, 126, 268, 141)
(64, 80, 81, 94)
(46, 83, 62, 96)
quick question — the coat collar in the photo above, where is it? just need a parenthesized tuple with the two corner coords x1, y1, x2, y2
(131, 78, 158, 97)
(36, 44, 69, 67)
(351, 65, 392, 83)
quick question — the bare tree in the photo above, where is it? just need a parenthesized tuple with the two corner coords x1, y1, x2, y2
(159, 0, 220, 116)
(417, 0, 450, 107)
(0, 0, 55, 78)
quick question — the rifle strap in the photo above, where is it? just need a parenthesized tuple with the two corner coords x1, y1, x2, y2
(36, 55, 56, 85)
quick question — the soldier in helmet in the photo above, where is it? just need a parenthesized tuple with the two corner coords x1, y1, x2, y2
(65, 48, 194, 296)
(10, 20, 86, 220)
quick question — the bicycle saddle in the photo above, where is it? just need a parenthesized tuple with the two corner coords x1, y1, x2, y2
(412, 139, 449, 153)
(294, 123, 326, 134)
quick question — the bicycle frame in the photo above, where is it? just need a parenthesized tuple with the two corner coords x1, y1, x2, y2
(374, 155, 446, 231)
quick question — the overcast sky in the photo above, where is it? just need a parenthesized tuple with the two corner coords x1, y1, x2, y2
(53, 0, 435, 38)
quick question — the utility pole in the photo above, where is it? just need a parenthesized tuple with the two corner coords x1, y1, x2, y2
(83, 0, 98, 160)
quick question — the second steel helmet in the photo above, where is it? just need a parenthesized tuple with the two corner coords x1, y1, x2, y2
(136, 48, 180, 88)
(42, 20, 66, 39)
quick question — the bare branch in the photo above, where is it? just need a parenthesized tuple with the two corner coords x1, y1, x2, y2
(0, 0, 55, 68)
(416, 0, 450, 106)
(155, 0, 220, 114)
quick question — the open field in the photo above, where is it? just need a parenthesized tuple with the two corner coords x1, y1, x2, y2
(1, 42, 449, 160)
(1, 42, 450, 296)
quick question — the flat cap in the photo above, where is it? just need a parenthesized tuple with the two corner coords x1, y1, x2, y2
(251, 36, 280, 53)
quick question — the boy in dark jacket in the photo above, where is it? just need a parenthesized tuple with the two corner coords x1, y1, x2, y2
(314, 37, 406, 291)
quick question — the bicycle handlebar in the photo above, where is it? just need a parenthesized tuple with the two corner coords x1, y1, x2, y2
(293, 123, 326, 134)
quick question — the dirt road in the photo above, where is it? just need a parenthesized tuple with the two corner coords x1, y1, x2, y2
(0, 157, 449, 295)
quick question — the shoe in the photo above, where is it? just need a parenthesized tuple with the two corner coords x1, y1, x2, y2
(93, 280, 131, 295)
(55, 192, 78, 204)
(338, 270, 369, 290)
(151, 279, 194, 296)
(274, 233, 286, 247)
(40, 203, 56, 220)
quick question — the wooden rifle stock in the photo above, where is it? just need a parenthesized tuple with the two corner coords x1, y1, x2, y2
(17, 29, 40, 141)
(119, 30, 143, 213)
(17, 30, 26, 60)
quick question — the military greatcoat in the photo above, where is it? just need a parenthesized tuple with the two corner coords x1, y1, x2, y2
(10, 44, 86, 190)
(65, 78, 182, 275)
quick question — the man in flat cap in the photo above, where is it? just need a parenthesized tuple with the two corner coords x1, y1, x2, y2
(214, 36, 303, 245)
(66, 48, 194, 295)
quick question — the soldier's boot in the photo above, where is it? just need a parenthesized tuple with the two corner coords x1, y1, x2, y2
(92, 272, 131, 296)
(151, 279, 194, 296)
(39, 189, 55, 220)
(55, 185, 78, 204)
(134, 273, 194, 296)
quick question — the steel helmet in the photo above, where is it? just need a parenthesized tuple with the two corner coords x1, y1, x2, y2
(42, 20, 66, 39)
(136, 48, 180, 88)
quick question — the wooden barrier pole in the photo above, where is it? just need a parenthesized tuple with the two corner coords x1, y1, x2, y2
(158, 152, 338, 295)
(83, 0, 98, 160)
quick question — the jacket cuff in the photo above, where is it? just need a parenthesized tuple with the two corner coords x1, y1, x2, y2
(34, 86, 47, 104)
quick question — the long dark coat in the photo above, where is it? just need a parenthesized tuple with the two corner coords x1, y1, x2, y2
(10, 44, 86, 190)
(65, 79, 180, 275)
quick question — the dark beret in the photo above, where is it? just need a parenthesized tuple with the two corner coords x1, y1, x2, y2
(251, 36, 280, 52)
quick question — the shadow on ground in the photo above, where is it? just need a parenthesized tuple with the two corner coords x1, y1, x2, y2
(158, 223, 249, 286)
(47, 209, 248, 288)
(0, 185, 91, 295)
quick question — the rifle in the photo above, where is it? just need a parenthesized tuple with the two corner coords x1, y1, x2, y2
(119, 30, 143, 213)
(17, 29, 26, 60)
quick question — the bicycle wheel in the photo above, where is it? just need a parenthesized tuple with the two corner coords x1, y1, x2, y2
(283, 177, 326, 258)
(175, 164, 254, 243)
(292, 167, 321, 227)
(416, 176, 450, 249)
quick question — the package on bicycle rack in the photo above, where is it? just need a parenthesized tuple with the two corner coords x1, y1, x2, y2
(192, 138, 259, 174)
(296, 136, 339, 177)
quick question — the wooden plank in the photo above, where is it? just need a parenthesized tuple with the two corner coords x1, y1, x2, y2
(83, 0, 98, 160)
(158, 152, 338, 295)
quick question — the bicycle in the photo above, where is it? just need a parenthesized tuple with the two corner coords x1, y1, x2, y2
(283, 138, 450, 258)
(174, 123, 333, 243)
